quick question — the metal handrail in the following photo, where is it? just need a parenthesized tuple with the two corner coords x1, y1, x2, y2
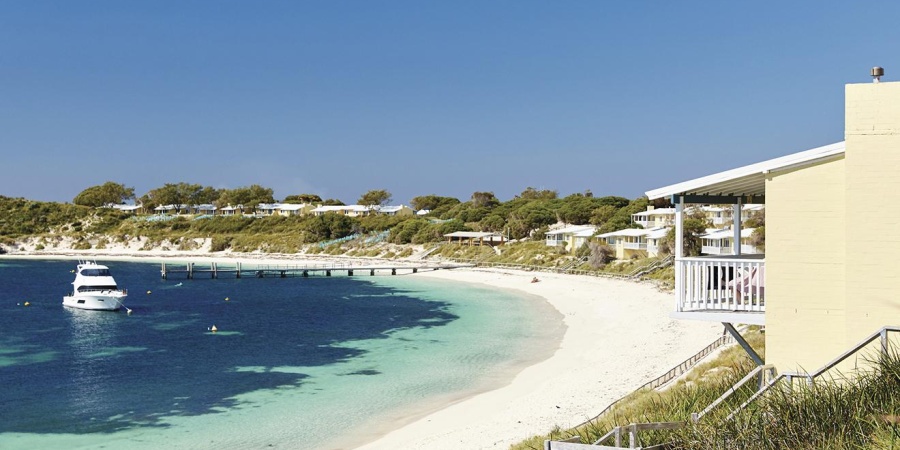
(781, 325, 900, 383)
(691, 364, 775, 422)
(706, 325, 900, 422)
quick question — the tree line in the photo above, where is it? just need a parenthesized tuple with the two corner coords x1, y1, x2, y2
(69, 181, 673, 242)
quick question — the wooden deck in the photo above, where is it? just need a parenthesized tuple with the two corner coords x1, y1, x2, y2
(159, 261, 472, 279)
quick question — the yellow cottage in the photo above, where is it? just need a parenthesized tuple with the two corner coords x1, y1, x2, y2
(646, 77, 900, 376)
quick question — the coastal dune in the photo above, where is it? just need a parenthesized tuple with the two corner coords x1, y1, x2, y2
(356, 268, 721, 450)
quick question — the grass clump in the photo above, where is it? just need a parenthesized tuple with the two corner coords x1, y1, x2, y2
(512, 329, 765, 449)
(676, 349, 900, 450)
(515, 329, 900, 450)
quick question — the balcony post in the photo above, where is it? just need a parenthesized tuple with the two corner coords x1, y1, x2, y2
(732, 198, 742, 256)
(675, 196, 684, 311)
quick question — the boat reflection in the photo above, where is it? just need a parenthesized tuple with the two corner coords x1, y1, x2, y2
(64, 308, 123, 415)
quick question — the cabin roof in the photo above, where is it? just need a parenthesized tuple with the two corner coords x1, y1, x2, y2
(597, 227, 662, 238)
(545, 225, 595, 236)
(700, 228, 756, 240)
(646, 141, 845, 200)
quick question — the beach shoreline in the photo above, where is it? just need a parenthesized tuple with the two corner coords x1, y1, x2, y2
(1, 250, 721, 449)
(355, 269, 721, 449)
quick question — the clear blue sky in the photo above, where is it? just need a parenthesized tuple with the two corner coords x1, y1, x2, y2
(3, 1, 899, 205)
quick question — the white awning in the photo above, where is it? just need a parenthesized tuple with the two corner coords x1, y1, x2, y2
(646, 141, 845, 200)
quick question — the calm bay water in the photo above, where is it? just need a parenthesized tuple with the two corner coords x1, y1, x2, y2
(0, 259, 562, 449)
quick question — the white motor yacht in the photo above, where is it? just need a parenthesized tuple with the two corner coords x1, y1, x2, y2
(63, 261, 128, 311)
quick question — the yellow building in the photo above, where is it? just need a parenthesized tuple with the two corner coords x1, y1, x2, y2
(631, 206, 676, 228)
(646, 78, 900, 376)
(597, 228, 658, 260)
(545, 225, 596, 253)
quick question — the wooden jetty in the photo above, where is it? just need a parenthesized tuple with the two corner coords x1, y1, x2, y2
(160, 261, 471, 279)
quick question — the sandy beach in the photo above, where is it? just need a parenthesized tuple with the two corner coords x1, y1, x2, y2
(2, 250, 721, 449)
(356, 268, 721, 449)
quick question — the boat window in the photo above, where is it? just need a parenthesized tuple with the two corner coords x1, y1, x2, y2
(77, 285, 118, 292)
(81, 268, 111, 276)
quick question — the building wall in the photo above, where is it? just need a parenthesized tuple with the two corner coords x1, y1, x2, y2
(613, 241, 626, 260)
(844, 82, 900, 361)
(765, 157, 846, 372)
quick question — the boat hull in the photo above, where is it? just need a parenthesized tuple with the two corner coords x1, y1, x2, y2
(62, 293, 126, 311)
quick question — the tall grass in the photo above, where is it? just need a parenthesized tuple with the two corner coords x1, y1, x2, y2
(514, 332, 900, 450)
(511, 329, 765, 450)
(675, 349, 900, 449)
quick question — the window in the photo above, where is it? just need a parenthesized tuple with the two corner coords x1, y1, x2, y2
(81, 268, 111, 276)
(78, 285, 118, 292)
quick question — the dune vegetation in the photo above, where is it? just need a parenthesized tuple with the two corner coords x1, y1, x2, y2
(514, 328, 900, 450)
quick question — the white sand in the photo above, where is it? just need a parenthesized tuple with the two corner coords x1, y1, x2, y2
(2, 248, 721, 449)
(356, 269, 721, 450)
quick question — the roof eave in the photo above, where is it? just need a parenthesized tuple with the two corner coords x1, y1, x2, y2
(645, 141, 845, 200)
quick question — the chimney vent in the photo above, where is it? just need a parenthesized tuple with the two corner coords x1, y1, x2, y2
(872, 66, 884, 83)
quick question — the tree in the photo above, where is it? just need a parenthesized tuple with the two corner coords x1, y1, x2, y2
(518, 187, 558, 200)
(195, 186, 222, 204)
(479, 214, 506, 232)
(588, 241, 615, 268)
(322, 198, 345, 206)
(507, 202, 555, 239)
(650, 197, 673, 209)
(73, 182, 135, 207)
(410, 195, 460, 212)
(659, 211, 709, 257)
(283, 194, 323, 204)
(597, 197, 650, 234)
(218, 185, 275, 208)
(390, 218, 428, 244)
(142, 182, 218, 211)
(745, 209, 765, 251)
(590, 205, 618, 226)
(594, 196, 631, 208)
(358, 189, 392, 207)
(557, 195, 598, 224)
(470, 191, 499, 208)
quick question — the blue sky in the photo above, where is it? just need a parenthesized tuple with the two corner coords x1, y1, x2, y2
(2, 2, 899, 205)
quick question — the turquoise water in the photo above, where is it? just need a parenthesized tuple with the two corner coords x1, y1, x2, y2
(0, 260, 562, 449)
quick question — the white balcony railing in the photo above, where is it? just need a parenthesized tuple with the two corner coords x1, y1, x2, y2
(634, 219, 673, 228)
(701, 245, 729, 255)
(623, 242, 648, 250)
(676, 257, 765, 314)
(740, 244, 762, 254)
(701, 245, 763, 256)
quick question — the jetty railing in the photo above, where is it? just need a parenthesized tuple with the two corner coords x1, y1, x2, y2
(159, 260, 473, 279)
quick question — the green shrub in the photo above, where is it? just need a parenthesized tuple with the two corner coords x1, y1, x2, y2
(72, 240, 92, 250)
(209, 236, 232, 252)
